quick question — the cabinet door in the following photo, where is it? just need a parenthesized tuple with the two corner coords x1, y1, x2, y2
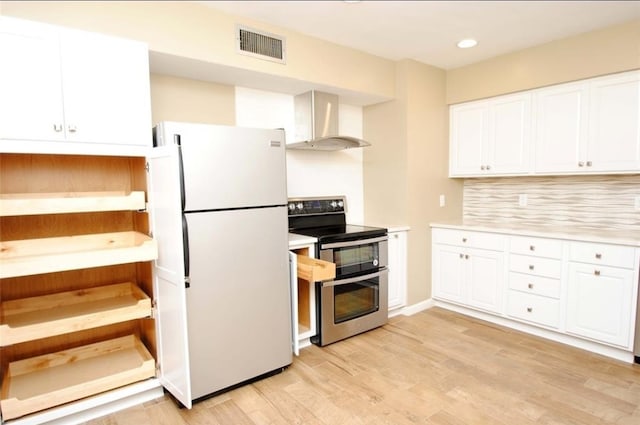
(449, 102, 487, 176)
(566, 263, 635, 348)
(487, 93, 531, 174)
(534, 81, 589, 173)
(466, 247, 504, 314)
(387, 230, 407, 311)
(148, 146, 193, 408)
(587, 72, 640, 172)
(60, 28, 152, 146)
(0, 17, 65, 142)
(432, 244, 466, 304)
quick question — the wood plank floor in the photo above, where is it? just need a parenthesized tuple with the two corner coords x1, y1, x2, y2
(85, 308, 640, 425)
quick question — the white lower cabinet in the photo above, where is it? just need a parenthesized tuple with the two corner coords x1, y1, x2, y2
(432, 226, 640, 362)
(566, 242, 637, 348)
(432, 229, 506, 314)
(387, 229, 408, 311)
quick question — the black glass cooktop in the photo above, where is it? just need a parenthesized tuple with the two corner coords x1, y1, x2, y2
(291, 224, 386, 243)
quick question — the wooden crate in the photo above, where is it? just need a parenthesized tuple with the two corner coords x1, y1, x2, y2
(0, 231, 158, 278)
(0, 335, 155, 420)
(0, 282, 152, 346)
(296, 255, 336, 282)
(0, 191, 146, 216)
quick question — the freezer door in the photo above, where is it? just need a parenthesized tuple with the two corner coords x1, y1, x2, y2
(155, 121, 287, 211)
(184, 206, 292, 399)
(147, 145, 193, 408)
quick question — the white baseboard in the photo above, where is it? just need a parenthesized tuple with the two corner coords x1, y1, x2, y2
(388, 298, 435, 318)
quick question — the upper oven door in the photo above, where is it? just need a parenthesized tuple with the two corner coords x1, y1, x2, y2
(319, 236, 388, 278)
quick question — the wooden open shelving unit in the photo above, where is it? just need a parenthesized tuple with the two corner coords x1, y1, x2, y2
(0, 153, 158, 421)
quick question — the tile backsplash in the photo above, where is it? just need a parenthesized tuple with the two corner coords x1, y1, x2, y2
(463, 175, 640, 231)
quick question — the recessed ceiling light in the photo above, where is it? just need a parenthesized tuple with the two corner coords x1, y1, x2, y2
(457, 39, 478, 49)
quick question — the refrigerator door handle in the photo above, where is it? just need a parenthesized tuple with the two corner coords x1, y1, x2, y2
(175, 134, 186, 211)
(182, 214, 191, 288)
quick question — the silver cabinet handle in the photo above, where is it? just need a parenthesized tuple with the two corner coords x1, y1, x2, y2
(578, 161, 584, 167)
(459, 253, 464, 259)
(595, 253, 602, 259)
(528, 283, 534, 289)
(480, 165, 486, 171)
(462, 238, 467, 243)
(586, 161, 592, 167)
(528, 265, 534, 270)
(464, 254, 469, 259)
(53, 123, 63, 132)
(68, 124, 77, 133)
(526, 307, 533, 313)
(529, 245, 535, 251)
(486, 165, 491, 170)
(594, 270, 601, 276)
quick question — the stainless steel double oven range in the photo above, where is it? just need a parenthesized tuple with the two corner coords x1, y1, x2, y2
(288, 196, 388, 346)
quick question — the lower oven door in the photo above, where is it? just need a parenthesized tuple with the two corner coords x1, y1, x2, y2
(314, 268, 388, 346)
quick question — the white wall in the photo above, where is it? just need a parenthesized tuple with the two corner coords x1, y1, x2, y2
(235, 87, 365, 223)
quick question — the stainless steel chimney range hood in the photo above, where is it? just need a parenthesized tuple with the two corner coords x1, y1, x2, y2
(286, 90, 371, 151)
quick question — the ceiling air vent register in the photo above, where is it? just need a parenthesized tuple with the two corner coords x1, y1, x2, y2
(236, 25, 286, 64)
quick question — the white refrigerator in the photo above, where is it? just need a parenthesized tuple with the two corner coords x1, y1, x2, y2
(148, 121, 292, 406)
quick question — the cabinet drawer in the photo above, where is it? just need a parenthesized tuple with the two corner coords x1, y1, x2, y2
(509, 254, 562, 279)
(569, 242, 636, 269)
(509, 236, 563, 258)
(433, 228, 506, 251)
(507, 290, 560, 329)
(509, 272, 561, 299)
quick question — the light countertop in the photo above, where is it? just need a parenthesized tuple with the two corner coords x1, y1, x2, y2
(430, 220, 640, 247)
(288, 233, 317, 248)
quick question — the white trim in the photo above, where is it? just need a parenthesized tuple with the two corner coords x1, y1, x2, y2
(434, 300, 635, 364)
(7, 379, 164, 425)
(397, 298, 435, 316)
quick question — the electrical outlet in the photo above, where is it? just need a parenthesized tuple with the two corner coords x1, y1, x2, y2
(519, 194, 528, 207)
(635, 196, 640, 211)
(439, 194, 446, 207)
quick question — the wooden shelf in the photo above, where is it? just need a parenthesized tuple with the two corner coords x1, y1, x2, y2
(0, 231, 158, 278)
(296, 255, 336, 282)
(0, 191, 146, 217)
(0, 282, 152, 346)
(0, 335, 155, 420)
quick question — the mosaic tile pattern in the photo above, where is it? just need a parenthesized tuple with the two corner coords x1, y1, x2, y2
(463, 175, 640, 231)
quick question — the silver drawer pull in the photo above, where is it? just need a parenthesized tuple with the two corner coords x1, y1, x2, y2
(527, 283, 534, 289)
(462, 238, 467, 243)
(526, 307, 533, 313)
(578, 161, 584, 167)
(68, 124, 77, 133)
(594, 270, 601, 276)
(595, 253, 602, 259)
(53, 123, 63, 132)
(586, 161, 592, 167)
(480, 165, 486, 170)
(464, 254, 469, 260)
(528, 265, 534, 270)
(529, 245, 535, 251)
(486, 165, 491, 170)
(459, 253, 464, 259)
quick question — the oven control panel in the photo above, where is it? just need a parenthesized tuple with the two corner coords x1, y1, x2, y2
(287, 197, 346, 216)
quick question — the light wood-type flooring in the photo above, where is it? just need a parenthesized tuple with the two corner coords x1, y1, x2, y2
(85, 307, 640, 425)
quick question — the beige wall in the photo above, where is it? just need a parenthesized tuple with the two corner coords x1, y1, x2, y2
(150, 74, 235, 126)
(364, 60, 463, 305)
(1, 1, 395, 102)
(447, 18, 640, 104)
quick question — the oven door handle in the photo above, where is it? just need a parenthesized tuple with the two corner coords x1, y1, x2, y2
(322, 268, 388, 287)
(321, 235, 388, 249)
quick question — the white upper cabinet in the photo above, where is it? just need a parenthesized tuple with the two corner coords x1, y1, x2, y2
(452, 70, 640, 177)
(534, 70, 640, 174)
(534, 81, 589, 173)
(0, 17, 152, 152)
(0, 18, 66, 142)
(450, 92, 531, 177)
(587, 72, 640, 172)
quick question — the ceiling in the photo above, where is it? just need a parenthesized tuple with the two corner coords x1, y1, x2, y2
(199, 0, 640, 70)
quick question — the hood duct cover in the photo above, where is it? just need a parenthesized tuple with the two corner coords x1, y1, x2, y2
(287, 91, 371, 150)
